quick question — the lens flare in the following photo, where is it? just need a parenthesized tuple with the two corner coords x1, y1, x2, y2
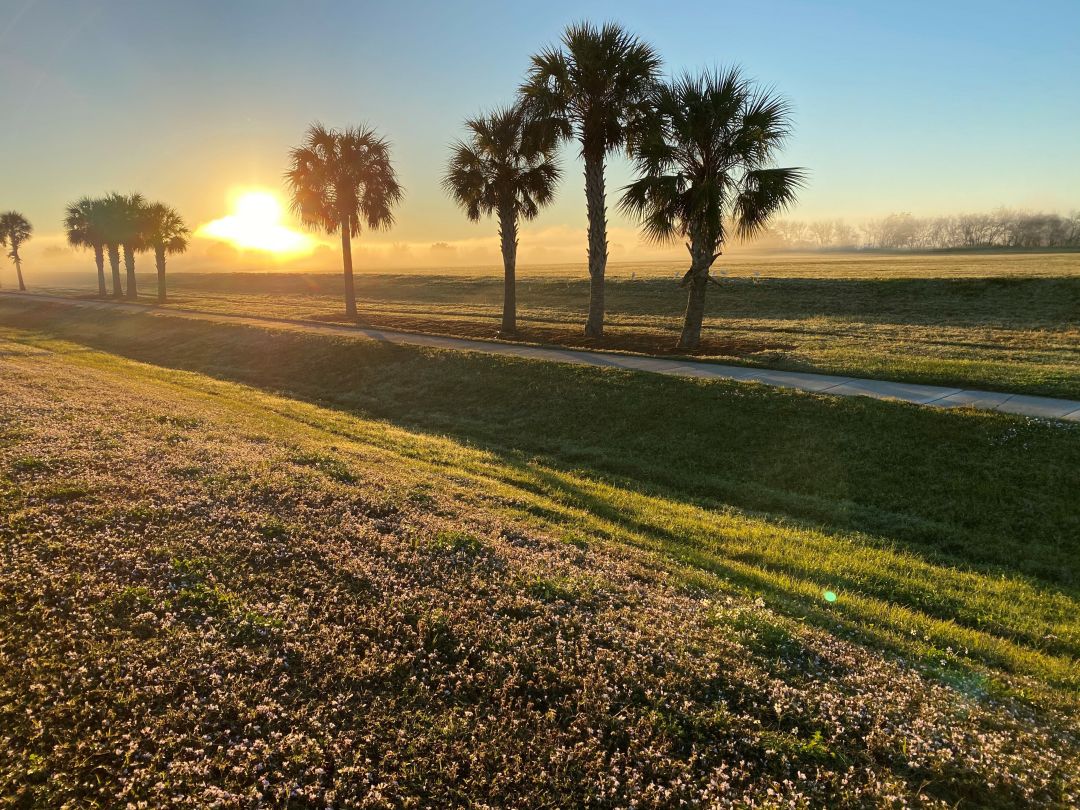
(197, 190, 317, 255)
(823, 590, 838, 603)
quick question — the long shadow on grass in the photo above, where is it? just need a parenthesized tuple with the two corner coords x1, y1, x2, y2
(166, 273, 1080, 330)
(5, 301, 1080, 697)
(3, 300, 1078, 587)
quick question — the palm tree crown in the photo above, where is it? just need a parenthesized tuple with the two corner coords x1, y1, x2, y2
(520, 21, 662, 157)
(64, 197, 109, 252)
(285, 122, 403, 317)
(285, 123, 403, 239)
(443, 104, 560, 223)
(0, 212, 32, 248)
(141, 202, 189, 256)
(100, 192, 147, 250)
(620, 69, 804, 252)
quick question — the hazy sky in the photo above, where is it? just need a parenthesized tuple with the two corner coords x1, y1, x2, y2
(2, 0, 1078, 271)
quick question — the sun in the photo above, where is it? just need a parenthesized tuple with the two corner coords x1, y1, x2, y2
(196, 190, 318, 255)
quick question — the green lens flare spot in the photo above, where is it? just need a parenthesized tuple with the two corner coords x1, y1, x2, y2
(823, 590, 838, 603)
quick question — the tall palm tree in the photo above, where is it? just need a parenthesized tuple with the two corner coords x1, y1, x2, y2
(521, 21, 661, 337)
(285, 123, 403, 318)
(0, 212, 33, 291)
(140, 202, 189, 303)
(64, 197, 110, 297)
(620, 69, 805, 350)
(100, 192, 145, 299)
(444, 104, 560, 336)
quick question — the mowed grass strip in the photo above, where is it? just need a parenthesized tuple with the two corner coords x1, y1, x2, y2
(1, 327, 1078, 806)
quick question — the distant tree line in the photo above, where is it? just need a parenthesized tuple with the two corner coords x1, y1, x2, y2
(766, 209, 1080, 251)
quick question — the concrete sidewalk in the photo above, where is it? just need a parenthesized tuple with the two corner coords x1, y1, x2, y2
(3, 291, 1079, 422)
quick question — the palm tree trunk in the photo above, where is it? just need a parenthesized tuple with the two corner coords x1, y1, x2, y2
(677, 238, 718, 351)
(123, 244, 137, 299)
(583, 150, 608, 337)
(498, 204, 518, 336)
(108, 244, 122, 298)
(13, 249, 25, 291)
(340, 220, 356, 319)
(155, 246, 167, 303)
(94, 245, 106, 297)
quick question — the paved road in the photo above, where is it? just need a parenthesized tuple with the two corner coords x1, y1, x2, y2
(4, 291, 1079, 422)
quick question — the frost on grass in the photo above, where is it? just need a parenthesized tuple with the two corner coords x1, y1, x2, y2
(0, 347, 1077, 809)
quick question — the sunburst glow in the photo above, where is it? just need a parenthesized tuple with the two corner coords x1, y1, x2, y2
(197, 190, 317, 254)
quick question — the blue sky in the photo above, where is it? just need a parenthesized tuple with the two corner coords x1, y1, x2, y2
(2, 0, 1078, 267)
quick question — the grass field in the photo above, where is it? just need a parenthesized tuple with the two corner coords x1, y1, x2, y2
(1, 297, 1078, 806)
(39, 251, 1080, 399)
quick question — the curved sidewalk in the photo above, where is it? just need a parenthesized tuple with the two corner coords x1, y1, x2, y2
(3, 291, 1079, 422)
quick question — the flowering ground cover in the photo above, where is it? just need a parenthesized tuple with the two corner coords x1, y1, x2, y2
(0, 301, 1078, 807)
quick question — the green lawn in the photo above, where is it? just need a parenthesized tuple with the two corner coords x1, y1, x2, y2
(1, 298, 1078, 806)
(41, 251, 1080, 399)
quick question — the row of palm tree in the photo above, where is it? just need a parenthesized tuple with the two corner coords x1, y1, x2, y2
(30, 21, 793, 349)
(458, 21, 803, 349)
(0, 212, 33, 291)
(64, 194, 189, 303)
(286, 22, 803, 350)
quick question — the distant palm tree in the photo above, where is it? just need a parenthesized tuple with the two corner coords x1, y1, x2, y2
(140, 202, 189, 303)
(521, 21, 661, 337)
(285, 123, 403, 318)
(444, 104, 560, 335)
(64, 197, 111, 297)
(0, 212, 33, 291)
(100, 192, 145, 299)
(620, 69, 805, 350)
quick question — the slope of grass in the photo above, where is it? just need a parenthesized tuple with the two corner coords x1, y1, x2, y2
(1, 299, 1078, 806)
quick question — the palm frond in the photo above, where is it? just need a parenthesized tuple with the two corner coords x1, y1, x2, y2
(622, 67, 804, 253)
(733, 167, 807, 239)
(443, 103, 561, 226)
(521, 21, 661, 158)
(285, 122, 404, 237)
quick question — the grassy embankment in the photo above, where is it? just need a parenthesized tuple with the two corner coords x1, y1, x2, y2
(41, 251, 1080, 399)
(1, 298, 1078, 806)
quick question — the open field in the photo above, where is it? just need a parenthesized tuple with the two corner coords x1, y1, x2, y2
(1, 298, 1078, 806)
(37, 251, 1080, 399)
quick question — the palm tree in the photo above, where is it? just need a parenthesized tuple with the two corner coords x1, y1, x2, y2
(444, 104, 560, 336)
(0, 212, 33, 291)
(521, 21, 661, 337)
(100, 192, 145, 299)
(621, 69, 805, 350)
(285, 123, 403, 318)
(140, 202, 189, 303)
(64, 197, 110, 297)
